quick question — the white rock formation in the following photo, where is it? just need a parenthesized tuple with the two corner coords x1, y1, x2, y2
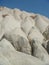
(30, 39, 49, 65)
(34, 15, 49, 40)
(21, 16, 35, 36)
(4, 28, 31, 55)
(28, 26, 45, 44)
(0, 6, 49, 65)
(34, 15, 49, 33)
(0, 38, 46, 65)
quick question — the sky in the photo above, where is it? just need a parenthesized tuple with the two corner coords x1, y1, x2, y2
(0, 0, 49, 18)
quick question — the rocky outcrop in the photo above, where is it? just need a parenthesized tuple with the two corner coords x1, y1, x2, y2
(0, 38, 46, 65)
(34, 15, 49, 40)
(0, 7, 49, 65)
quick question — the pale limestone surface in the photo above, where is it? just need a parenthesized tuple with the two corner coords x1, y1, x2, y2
(21, 16, 35, 36)
(0, 7, 49, 65)
(0, 38, 46, 65)
(28, 27, 45, 44)
(4, 28, 31, 55)
(34, 15, 49, 33)
(30, 39, 49, 65)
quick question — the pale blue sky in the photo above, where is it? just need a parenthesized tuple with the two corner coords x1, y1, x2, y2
(0, 0, 49, 17)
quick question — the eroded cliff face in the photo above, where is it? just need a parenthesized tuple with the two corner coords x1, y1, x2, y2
(0, 6, 49, 65)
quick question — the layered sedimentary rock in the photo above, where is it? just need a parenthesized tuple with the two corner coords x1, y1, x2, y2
(0, 7, 49, 65)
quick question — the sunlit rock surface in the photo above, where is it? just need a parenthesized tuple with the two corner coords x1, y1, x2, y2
(0, 6, 49, 65)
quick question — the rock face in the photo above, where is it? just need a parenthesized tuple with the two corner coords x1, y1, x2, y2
(34, 15, 49, 40)
(0, 6, 49, 65)
(4, 28, 31, 55)
(0, 38, 46, 65)
(30, 40, 49, 65)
